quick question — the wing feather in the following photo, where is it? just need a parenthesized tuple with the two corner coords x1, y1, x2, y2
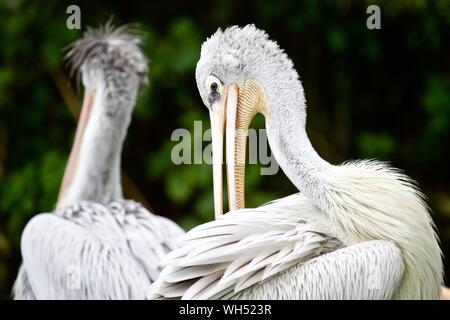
(233, 240, 404, 300)
(148, 194, 343, 299)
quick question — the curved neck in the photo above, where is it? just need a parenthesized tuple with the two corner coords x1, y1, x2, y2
(263, 76, 333, 204)
(268, 119, 333, 204)
(58, 81, 135, 207)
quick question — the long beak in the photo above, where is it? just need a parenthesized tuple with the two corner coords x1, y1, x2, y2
(209, 97, 226, 219)
(225, 80, 268, 213)
(56, 89, 95, 207)
(225, 84, 241, 211)
(208, 80, 268, 218)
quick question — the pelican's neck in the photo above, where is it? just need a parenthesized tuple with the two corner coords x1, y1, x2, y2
(263, 76, 333, 204)
(59, 81, 136, 207)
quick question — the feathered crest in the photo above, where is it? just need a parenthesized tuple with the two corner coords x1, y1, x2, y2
(64, 18, 147, 86)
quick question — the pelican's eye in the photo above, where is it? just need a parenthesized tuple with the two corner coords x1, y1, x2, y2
(206, 75, 223, 105)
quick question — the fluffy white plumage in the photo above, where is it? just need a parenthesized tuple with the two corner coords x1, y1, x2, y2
(150, 25, 443, 300)
(16, 201, 183, 299)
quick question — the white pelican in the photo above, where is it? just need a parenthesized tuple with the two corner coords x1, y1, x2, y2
(148, 25, 443, 299)
(13, 24, 184, 299)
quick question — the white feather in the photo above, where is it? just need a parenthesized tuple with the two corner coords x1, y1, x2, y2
(15, 201, 184, 299)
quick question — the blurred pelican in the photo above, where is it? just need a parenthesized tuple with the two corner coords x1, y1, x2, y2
(149, 25, 442, 300)
(13, 23, 184, 299)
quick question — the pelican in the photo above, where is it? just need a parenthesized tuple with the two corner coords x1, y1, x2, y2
(149, 25, 443, 299)
(13, 24, 184, 299)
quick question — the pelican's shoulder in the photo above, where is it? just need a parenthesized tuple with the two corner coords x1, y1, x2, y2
(328, 159, 435, 235)
(53, 200, 183, 252)
(325, 159, 442, 299)
(337, 159, 416, 185)
(331, 159, 428, 208)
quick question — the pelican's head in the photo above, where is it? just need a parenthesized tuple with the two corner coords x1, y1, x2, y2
(64, 23, 149, 139)
(57, 23, 148, 207)
(196, 25, 306, 218)
(67, 23, 148, 92)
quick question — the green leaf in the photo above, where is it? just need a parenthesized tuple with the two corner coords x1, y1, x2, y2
(357, 132, 397, 160)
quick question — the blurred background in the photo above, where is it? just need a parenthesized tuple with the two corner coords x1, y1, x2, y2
(0, 0, 449, 298)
